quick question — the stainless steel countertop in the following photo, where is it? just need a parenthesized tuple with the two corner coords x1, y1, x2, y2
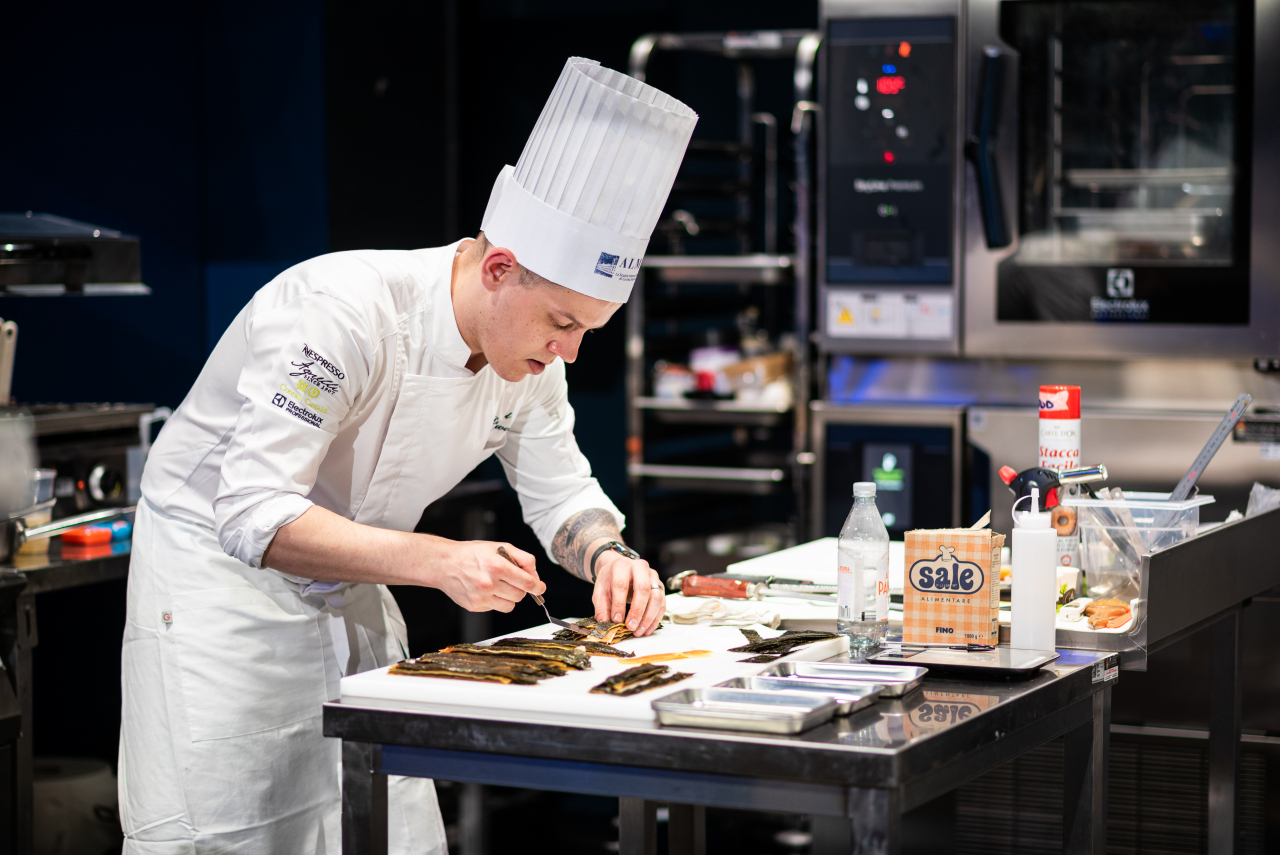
(325, 646, 1117, 791)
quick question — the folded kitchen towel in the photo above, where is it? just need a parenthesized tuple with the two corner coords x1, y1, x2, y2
(664, 593, 781, 628)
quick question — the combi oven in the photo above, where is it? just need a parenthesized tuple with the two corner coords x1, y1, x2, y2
(817, 0, 1280, 359)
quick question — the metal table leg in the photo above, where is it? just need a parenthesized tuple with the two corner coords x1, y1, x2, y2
(458, 782, 487, 855)
(667, 802, 705, 855)
(342, 740, 388, 855)
(1209, 608, 1242, 854)
(1063, 684, 1111, 854)
(812, 789, 901, 855)
(619, 797, 657, 855)
(0, 589, 35, 855)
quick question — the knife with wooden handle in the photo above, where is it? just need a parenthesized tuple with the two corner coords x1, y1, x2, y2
(667, 571, 764, 600)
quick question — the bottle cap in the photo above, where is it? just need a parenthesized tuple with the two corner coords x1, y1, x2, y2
(1017, 509, 1052, 529)
(1012, 484, 1052, 528)
(853, 481, 876, 497)
(1039, 385, 1081, 419)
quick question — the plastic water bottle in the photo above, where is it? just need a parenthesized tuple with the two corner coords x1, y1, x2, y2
(837, 482, 891, 648)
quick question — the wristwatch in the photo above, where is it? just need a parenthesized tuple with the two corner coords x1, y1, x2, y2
(589, 540, 640, 582)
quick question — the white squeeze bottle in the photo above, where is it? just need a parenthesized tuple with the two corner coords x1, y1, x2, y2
(1011, 484, 1058, 650)
(837, 482, 891, 648)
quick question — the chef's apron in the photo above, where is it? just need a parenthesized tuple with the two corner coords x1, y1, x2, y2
(120, 350, 520, 854)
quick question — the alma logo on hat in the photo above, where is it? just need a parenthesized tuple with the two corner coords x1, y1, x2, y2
(594, 252, 619, 278)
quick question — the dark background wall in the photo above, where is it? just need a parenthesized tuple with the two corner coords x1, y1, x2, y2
(4, 0, 819, 763)
(0, 0, 330, 407)
(0, 0, 817, 504)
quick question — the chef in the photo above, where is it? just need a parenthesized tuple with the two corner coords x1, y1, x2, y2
(119, 57, 696, 854)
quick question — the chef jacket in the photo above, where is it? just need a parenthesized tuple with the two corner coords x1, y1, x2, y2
(141, 239, 622, 574)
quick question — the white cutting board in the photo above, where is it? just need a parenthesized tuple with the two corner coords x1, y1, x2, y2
(340, 623, 848, 724)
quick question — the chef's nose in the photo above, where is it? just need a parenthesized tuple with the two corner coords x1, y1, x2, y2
(548, 333, 582, 364)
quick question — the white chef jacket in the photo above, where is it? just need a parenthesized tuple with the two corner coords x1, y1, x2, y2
(141, 239, 622, 570)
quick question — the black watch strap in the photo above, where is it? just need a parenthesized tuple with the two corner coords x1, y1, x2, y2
(589, 540, 639, 582)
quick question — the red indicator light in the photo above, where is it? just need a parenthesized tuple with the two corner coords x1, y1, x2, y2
(877, 75, 906, 95)
(899, 41, 912, 57)
(883, 151, 895, 163)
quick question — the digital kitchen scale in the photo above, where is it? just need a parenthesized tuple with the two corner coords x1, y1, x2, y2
(866, 645, 1059, 678)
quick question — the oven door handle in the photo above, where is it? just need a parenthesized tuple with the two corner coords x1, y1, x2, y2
(966, 46, 1012, 249)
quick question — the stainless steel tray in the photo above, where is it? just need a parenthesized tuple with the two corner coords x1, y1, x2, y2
(652, 687, 838, 734)
(717, 676, 880, 716)
(756, 661, 927, 698)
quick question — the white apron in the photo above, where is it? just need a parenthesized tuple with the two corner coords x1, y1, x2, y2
(119, 351, 520, 854)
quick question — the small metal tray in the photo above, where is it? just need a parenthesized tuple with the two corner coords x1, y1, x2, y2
(756, 661, 927, 698)
(652, 687, 838, 734)
(716, 676, 881, 716)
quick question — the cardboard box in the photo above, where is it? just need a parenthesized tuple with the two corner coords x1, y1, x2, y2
(903, 528, 1004, 645)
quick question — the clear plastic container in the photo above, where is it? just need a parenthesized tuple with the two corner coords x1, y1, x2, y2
(1065, 491, 1214, 601)
(18, 469, 57, 556)
(837, 482, 890, 649)
(28, 468, 55, 507)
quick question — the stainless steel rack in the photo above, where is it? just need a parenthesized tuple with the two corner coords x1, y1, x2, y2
(624, 31, 820, 555)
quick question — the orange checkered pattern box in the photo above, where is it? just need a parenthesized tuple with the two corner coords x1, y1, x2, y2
(903, 529, 1004, 645)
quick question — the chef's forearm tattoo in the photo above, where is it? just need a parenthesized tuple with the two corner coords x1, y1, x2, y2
(551, 509, 622, 582)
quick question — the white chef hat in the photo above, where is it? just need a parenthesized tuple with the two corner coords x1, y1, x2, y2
(480, 57, 697, 303)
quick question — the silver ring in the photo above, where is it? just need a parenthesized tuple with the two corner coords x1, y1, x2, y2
(650, 583, 663, 590)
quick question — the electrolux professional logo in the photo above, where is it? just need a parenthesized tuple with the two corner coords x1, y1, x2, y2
(272, 393, 287, 407)
(1106, 268, 1135, 298)
(594, 252, 619, 278)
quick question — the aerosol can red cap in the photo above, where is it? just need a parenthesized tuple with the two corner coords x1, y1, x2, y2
(998, 465, 1019, 485)
(1039, 385, 1081, 419)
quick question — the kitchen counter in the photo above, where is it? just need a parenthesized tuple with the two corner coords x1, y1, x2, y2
(328, 644, 1119, 855)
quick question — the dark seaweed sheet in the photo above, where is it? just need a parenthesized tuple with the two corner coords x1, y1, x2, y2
(551, 617, 629, 643)
(389, 649, 572, 684)
(590, 663, 691, 696)
(738, 654, 780, 664)
(492, 637, 634, 658)
(608, 670, 691, 697)
(442, 642, 591, 670)
(390, 652, 554, 684)
(727, 630, 840, 655)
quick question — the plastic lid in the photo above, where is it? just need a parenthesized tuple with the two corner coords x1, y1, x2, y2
(853, 481, 876, 497)
(1012, 484, 1051, 528)
(1016, 510, 1052, 529)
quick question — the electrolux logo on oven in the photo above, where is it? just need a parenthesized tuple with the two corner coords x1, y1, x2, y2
(1106, 268, 1135, 299)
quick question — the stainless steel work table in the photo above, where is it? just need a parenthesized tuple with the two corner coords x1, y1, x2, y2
(327, 647, 1119, 855)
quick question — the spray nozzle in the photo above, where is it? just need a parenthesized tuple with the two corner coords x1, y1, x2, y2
(1012, 483, 1052, 529)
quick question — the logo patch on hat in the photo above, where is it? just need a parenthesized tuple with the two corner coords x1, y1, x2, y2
(594, 252, 619, 278)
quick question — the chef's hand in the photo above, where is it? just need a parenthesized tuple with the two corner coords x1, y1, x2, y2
(441, 541, 545, 613)
(592, 552, 664, 637)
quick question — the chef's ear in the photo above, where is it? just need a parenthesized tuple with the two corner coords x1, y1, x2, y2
(478, 245, 520, 292)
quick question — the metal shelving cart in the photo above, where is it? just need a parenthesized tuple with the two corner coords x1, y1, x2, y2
(624, 31, 820, 558)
